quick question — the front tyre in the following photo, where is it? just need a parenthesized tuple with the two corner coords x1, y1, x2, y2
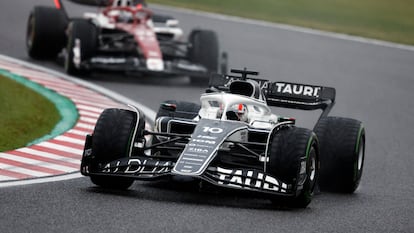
(267, 127, 319, 208)
(314, 117, 365, 193)
(26, 6, 67, 59)
(89, 108, 145, 190)
(65, 19, 98, 76)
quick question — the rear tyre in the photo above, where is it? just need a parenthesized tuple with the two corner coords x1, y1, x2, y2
(65, 19, 98, 76)
(314, 117, 365, 193)
(90, 108, 145, 190)
(267, 127, 319, 208)
(188, 30, 219, 83)
(26, 6, 67, 59)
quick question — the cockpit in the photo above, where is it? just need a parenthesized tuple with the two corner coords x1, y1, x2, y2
(198, 80, 278, 128)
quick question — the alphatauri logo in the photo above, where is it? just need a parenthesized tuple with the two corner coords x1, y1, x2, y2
(274, 82, 321, 97)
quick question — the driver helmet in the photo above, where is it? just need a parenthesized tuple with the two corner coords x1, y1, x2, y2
(227, 104, 248, 122)
(109, 0, 147, 22)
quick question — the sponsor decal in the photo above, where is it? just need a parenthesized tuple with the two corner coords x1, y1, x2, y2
(173, 119, 246, 175)
(103, 158, 171, 175)
(146, 58, 164, 71)
(191, 138, 216, 145)
(135, 30, 156, 42)
(216, 167, 288, 193)
(197, 135, 218, 140)
(273, 82, 321, 98)
(202, 126, 223, 134)
(91, 57, 127, 64)
(188, 147, 209, 154)
(84, 148, 92, 157)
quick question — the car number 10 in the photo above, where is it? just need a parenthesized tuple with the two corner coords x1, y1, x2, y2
(202, 127, 223, 134)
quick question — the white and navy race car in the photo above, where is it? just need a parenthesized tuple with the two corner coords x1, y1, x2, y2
(26, 0, 226, 81)
(80, 69, 366, 208)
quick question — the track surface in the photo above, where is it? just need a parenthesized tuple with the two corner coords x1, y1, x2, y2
(1, 1, 414, 232)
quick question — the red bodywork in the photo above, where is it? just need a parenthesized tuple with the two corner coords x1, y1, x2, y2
(53, 1, 163, 62)
(103, 5, 163, 62)
(54, 0, 62, 9)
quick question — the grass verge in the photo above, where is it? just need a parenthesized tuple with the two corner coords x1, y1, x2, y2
(152, 0, 414, 45)
(0, 75, 60, 151)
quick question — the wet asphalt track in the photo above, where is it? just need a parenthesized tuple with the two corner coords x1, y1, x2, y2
(1, 1, 414, 232)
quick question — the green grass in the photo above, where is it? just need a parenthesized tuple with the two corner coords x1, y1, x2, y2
(152, 0, 414, 45)
(0, 76, 60, 152)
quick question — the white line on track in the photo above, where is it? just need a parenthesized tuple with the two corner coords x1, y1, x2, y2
(45, 88, 113, 101)
(152, 4, 414, 52)
(0, 175, 17, 182)
(0, 173, 83, 188)
(0, 162, 51, 177)
(0, 153, 76, 173)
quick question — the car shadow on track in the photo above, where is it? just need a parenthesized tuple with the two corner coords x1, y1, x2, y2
(81, 177, 368, 211)
(82, 178, 316, 212)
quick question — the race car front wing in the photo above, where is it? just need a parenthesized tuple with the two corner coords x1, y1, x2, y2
(81, 155, 293, 195)
(81, 56, 211, 78)
(81, 150, 293, 196)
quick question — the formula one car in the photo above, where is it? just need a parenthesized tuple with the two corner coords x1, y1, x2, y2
(80, 69, 366, 208)
(26, 0, 226, 81)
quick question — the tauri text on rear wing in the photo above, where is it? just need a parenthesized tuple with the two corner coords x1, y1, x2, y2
(266, 81, 335, 112)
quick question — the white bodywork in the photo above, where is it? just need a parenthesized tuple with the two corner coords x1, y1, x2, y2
(198, 92, 279, 130)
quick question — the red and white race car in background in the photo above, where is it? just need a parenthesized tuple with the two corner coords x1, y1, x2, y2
(26, 0, 227, 82)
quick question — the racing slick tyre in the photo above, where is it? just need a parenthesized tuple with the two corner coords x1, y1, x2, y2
(89, 108, 145, 190)
(314, 117, 365, 193)
(65, 19, 98, 76)
(26, 6, 68, 59)
(267, 126, 319, 208)
(188, 30, 219, 83)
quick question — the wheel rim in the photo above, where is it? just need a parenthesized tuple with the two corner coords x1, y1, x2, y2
(309, 151, 316, 181)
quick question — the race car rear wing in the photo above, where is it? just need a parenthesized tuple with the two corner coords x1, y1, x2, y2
(266, 81, 335, 110)
(208, 69, 336, 118)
